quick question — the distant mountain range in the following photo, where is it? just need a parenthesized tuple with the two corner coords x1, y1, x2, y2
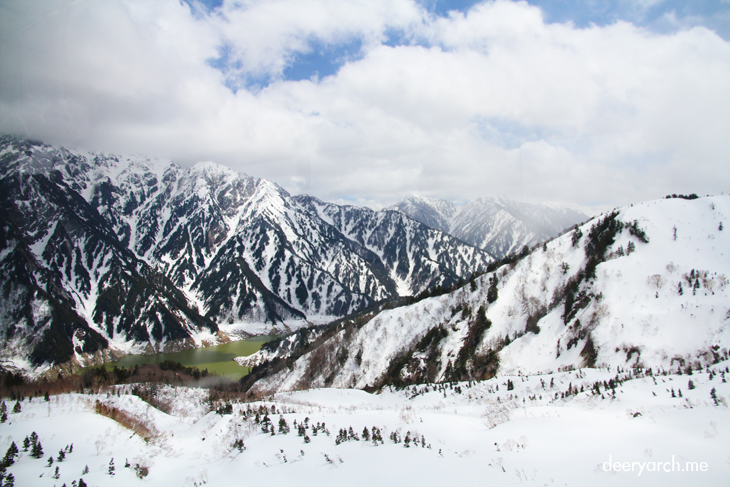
(244, 195, 730, 393)
(0, 136, 496, 371)
(389, 194, 588, 258)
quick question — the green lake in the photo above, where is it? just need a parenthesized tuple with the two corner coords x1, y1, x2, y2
(96, 335, 275, 380)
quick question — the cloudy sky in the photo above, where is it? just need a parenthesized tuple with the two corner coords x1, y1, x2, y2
(1, 0, 728, 210)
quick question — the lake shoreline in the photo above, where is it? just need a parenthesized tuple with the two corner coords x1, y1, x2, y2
(80, 335, 278, 380)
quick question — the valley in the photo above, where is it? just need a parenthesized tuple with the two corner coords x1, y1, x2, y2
(0, 138, 727, 486)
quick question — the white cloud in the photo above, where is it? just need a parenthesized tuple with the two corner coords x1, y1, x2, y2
(0, 0, 728, 210)
(209, 0, 424, 83)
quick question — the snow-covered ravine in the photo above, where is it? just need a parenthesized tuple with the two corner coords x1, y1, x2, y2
(2, 363, 728, 486)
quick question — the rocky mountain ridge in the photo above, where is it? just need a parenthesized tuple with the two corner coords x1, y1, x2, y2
(390, 193, 588, 258)
(245, 195, 730, 393)
(0, 136, 493, 371)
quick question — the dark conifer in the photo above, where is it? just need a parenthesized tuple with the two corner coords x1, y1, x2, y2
(31, 440, 44, 458)
(278, 416, 290, 434)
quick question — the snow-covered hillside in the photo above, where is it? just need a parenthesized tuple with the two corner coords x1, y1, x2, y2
(1, 362, 727, 486)
(249, 196, 729, 393)
(390, 194, 588, 258)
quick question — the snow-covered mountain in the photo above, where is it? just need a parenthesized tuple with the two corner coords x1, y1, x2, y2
(247, 195, 729, 393)
(390, 194, 588, 258)
(294, 195, 492, 296)
(0, 136, 492, 371)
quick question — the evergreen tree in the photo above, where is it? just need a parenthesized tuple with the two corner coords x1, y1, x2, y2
(362, 427, 370, 442)
(11, 402, 20, 414)
(53, 466, 60, 479)
(21, 437, 29, 452)
(278, 416, 290, 434)
(79, 479, 88, 487)
(688, 380, 695, 390)
(2, 473, 13, 487)
(31, 440, 44, 459)
(82, 465, 89, 475)
(108, 458, 115, 476)
(47, 455, 54, 467)
(571, 227, 583, 247)
(232, 439, 245, 452)
(3, 442, 18, 466)
(44, 391, 50, 402)
(487, 276, 499, 303)
(7, 443, 17, 458)
(710, 387, 718, 406)
(371, 426, 382, 445)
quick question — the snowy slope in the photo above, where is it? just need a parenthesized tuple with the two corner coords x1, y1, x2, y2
(1, 362, 728, 486)
(250, 196, 729, 393)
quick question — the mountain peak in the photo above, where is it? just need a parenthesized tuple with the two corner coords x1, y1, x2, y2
(390, 194, 587, 258)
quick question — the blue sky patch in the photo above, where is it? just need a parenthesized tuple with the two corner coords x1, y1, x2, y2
(283, 37, 365, 82)
(182, 0, 224, 16)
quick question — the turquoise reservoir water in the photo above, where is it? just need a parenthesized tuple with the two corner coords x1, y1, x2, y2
(99, 335, 275, 379)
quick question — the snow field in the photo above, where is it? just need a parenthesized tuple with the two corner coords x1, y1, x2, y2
(1, 362, 728, 486)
